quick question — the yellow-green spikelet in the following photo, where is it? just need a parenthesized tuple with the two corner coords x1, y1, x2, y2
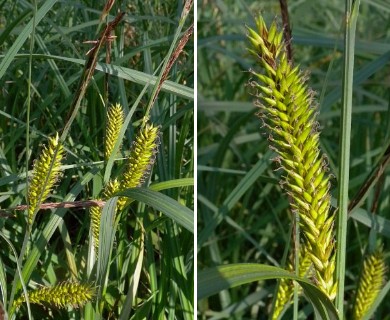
(352, 249, 386, 320)
(246, 16, 337, 300)
(272, 246, 312, 319)
(121, 123, 159, 192)
(28, 133, 64, 225)
(105, 103, 124, 161)
(13, 281, 95, 309)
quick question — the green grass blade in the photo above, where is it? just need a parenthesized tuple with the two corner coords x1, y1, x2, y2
(1, 232, 31, 319)
(96, 198, 118, 301)
(198, 264, 339, 320)
(0, 255, 6, 307)
(119, 220, 144, 320)
(117, 188, 193, 233)
(103, 82, 149, 184)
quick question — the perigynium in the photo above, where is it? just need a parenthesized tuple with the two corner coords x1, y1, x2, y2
(91, 122, 160, 251)
(246, 15, 337, 300)
(27, 133, 64, 226)
(352, 249, 386, 319)
(13, 281, 95, 309)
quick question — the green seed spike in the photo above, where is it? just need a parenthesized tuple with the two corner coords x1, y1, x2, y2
(246, 14, 337, 302)
(90, 205, 103, 252)
(13, 281, 95, 309)
(28, 133, 64, 226)
(121, 123, 159, 191)
(105, 103, 124, 161)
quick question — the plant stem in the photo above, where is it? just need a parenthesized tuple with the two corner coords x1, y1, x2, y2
(335, 0, 360, 316)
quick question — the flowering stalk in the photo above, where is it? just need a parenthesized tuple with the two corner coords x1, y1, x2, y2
(28, 133, 64, 226)
(90, 123, 159, 251)
(352, 249, 386, 319)
(246, 16, 337, 300)
(105, 103, 124, 161)
(13, 281, 95, 309)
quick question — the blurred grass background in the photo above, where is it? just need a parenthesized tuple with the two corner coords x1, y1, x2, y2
(197, 0, 390, 318)
(0, 0, 194, 319)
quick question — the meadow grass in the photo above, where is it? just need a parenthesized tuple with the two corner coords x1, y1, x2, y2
(0, 1, 194, 319)
(197, 1, 390, 319)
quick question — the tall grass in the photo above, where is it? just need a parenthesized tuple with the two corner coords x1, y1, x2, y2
(197, 1, 390, 319)
(0, 1, 194, 319)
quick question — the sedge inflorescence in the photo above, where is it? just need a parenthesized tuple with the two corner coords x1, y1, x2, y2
(28, 133, 64, 226)
(246, 15, 337, 301)
(105, 103, 125, 161)
(13, 281, 95, 309)
(90, 114, 160, 252)
(352, 249, 386, 319)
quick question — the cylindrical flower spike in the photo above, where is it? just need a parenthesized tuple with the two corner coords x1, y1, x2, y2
(352, 249, 386, 320)
(13, 281, 95, 309)
(121, 123, 160, 191)
(90, 123, 159, 253)
(246, 15, 337, 300)
(28, 133, 64, 226)
(105, 103, 124, 161)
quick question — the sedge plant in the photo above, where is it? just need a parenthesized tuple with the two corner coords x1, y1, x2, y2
(0, 1, 194, 319)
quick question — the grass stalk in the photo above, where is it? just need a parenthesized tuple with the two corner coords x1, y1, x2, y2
(335, 0, 360, 315)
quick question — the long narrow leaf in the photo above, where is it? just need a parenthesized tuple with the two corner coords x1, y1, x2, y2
(198, 264, 339, 320)
(117, 188, 193, 233)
